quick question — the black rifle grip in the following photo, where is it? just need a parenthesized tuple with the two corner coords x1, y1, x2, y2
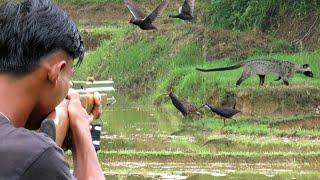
(90, 124, 102, 151)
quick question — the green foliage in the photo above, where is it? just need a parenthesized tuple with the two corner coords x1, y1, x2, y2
(209, 0, 320, 31)
(77, 25, 320, 103)
(283, 0, 320, 13)
(104, 37, 170, 96)
(269, 39, 296, 53)
(73, 25, 131, 80)
(209, 0, 278, 31)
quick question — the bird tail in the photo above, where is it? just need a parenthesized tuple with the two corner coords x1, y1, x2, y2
(195, 64, 242, 72)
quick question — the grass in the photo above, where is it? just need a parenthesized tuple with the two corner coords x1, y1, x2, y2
(104, 170, 320, 180)
(190, 116, 320, 138)
(70, 23, 320, 161)
(105, 36, 171, 95)
(208, 0, 320, 31)
(98, 149, 320, 160)
(73, 23, 320, 114)
(63, 7, 320, 174)
(151, 47, 320, 104)
(73, 24, 132, 80)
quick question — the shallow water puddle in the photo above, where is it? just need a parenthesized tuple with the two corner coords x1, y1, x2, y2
(100, 105, 320, 179)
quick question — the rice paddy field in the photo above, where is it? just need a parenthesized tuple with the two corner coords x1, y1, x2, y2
(52, 0, 320, 179)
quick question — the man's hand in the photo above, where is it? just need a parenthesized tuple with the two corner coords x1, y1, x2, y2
(46, 99, 70, 147)
(66, 89, 104, 179)
(67, 90, 102, 130)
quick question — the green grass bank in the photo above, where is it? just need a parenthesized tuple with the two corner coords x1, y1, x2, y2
(73, 24, 320, 116)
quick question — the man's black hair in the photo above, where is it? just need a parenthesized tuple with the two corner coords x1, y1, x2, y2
(0, 0, 84, 74)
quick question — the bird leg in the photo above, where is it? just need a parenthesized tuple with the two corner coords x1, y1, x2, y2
(283, 79, 289, 86)
(231, 118, 237, 123)
(258, 75, 265, 86)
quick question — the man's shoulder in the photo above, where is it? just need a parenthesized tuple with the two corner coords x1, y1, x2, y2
(0, 122, 62, 178)
(0, 124, 57, 153)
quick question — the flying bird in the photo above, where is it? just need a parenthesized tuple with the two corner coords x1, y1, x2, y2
(169, 0, 195, 21)
(124, 0, 170, 30)
(168, 90, 200, 117)
(201, 103, 241, 126)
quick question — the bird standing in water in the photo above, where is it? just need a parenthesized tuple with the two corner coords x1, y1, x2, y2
(124, 0, 170, 30)
(168, 90, 200, 117)
(169, 0, 195, 21)
(201, 103, 241, 126)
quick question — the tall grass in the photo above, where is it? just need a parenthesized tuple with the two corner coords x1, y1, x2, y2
(209, 0, 320, 31)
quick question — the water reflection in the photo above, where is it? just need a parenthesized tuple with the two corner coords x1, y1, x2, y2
(104, 172, 320, 180)
(104, 106, 180, 135)
(100, 103, 320, 179)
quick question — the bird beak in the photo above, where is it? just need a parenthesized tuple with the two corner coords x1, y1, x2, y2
(199, 104, 205, 109)
(159, 93, 168, 97)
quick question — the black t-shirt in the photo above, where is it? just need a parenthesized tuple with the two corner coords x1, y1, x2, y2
(0, 114, 73, 180)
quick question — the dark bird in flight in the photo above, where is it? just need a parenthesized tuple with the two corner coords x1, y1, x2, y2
(124, 0, 170, 30)
(201, 103, 241, 126)
(169, 0, 195, 21)
(168, 90, 200, 117)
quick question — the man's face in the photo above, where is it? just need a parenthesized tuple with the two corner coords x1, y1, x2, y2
(26, 51, 74, 129)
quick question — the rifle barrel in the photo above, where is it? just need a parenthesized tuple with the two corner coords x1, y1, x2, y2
(74, 87, 115, 94)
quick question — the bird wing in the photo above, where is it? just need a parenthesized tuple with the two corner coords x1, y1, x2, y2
(169, 94, 188, 115)
(181, 100, 197, 112)
(124, 0, 145, 20)
(219, 107, 241, 118)
(181, 0, 195, 16)
(172, 100, 188, 115)
(144, 0, 169, 23)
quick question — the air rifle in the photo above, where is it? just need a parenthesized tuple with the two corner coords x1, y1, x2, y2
(40, 78, 116, 151)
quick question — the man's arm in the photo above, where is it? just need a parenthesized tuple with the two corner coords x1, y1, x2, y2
(67, 91, 104, 179)
(21, 146, 73, 180)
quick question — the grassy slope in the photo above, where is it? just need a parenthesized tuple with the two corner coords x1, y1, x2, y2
(74, 24, 320, 105)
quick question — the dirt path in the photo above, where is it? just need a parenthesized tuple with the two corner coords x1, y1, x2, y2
(62, 3, 128, 25)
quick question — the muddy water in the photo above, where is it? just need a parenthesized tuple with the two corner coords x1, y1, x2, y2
(100, 103, 320, 179)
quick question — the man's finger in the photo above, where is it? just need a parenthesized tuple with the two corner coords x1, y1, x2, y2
(90, 92, 102, 119)
(88, 114, 95, 123)
(67, 89, 83, 108)
(67, 89, 80, 100)
(93, 92, 101, 106)
(56, 99, 69, 109)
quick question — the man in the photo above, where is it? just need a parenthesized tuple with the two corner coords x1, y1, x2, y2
(0, 0, 104, 179)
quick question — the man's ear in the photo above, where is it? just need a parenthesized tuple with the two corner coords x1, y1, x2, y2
(47, 61, 67, 86)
